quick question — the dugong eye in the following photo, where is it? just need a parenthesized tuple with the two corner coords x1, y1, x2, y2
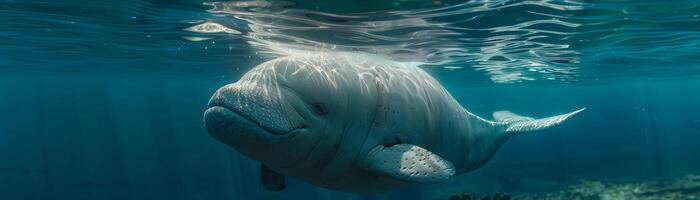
(311, 103, 327, 116)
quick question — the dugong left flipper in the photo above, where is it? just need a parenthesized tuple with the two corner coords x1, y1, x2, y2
(360, 144, 456, 183)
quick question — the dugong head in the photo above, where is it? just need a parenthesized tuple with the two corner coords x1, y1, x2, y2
(203, 54, 369, 175)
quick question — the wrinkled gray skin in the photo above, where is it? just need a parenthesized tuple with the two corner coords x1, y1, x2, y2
(204, 51, 578, 193)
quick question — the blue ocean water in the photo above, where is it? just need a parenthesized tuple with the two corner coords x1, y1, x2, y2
(1, 0, 699, 199)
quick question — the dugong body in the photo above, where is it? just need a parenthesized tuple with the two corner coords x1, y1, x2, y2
(204, 51, 583, 193)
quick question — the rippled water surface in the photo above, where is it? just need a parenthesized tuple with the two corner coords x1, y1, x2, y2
(3, 0, 700, 82)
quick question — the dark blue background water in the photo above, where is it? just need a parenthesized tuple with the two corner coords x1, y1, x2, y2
(1, 0, 700, 199)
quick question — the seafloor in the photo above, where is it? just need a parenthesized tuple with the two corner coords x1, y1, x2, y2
(440, 173, 700, 200)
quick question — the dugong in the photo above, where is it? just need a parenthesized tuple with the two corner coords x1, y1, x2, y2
(204, 51, 584, 193)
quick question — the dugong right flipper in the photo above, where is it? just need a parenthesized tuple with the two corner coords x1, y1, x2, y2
(260, 164, 286, 192)
(359, 144, 455, 183)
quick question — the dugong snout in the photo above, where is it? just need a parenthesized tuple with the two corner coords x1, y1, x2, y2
(204, 82, 322, 169)
(204, 83, 306, 138)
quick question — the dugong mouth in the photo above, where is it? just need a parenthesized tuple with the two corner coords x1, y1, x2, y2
(204, 101, 302, 138)
(203, 82, 310, 143)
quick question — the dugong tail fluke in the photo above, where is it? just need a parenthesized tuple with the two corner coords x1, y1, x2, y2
(458, 108, 586, 174)
(493, 108, 586, 134)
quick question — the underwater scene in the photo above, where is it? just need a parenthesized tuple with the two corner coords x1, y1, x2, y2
(1, 0, 700, 199)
